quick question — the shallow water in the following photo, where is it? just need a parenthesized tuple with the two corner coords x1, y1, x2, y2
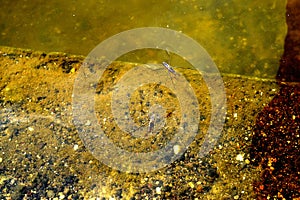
(0, 0, 286, 78)
(1, 1, 297, 199)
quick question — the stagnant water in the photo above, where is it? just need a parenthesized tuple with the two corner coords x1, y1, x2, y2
(0, 0, 286, 78)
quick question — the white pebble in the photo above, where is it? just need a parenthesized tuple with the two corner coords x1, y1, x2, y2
(236, 153, 244, 161)
(233, 113, 238, 118)
(85, 120, 91, 126)
(173, 145, 180, 155)
(73, 144, 79, 151)
(58, 192, 65, 199)
(156, 187, 161, 194)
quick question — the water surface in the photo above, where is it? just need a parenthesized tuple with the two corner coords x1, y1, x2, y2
(0, 0, 286, 78)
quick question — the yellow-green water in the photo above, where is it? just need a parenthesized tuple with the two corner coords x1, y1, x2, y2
(0, 0, 286, 77)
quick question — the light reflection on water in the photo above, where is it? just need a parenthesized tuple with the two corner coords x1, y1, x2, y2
(0, 0, 286, 77)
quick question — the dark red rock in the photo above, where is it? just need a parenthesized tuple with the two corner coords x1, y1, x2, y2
(251, 85, 300, 199)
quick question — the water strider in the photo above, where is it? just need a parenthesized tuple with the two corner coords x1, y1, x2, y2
(162, 61, 177, 86)
(162, 48, 178, 86)
(162, 61, 177, 76)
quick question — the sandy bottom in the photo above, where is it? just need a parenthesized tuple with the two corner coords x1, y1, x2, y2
(1, 46, 298, 199)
